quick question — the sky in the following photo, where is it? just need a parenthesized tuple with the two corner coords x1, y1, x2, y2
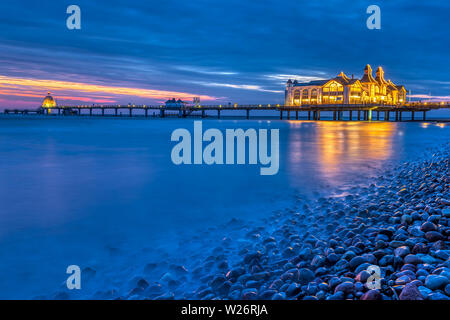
(0, 0, 449, 109)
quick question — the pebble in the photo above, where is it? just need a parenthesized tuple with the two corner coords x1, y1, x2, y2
(399, 283, 423, 300)
(334, 282, 354, 294)
(360, 290, 381, 300)
(425, 275, 449, 290)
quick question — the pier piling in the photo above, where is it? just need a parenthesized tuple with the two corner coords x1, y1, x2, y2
(15, 102, 445, 122)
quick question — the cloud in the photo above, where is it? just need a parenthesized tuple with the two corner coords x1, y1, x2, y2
(192, 81, 283, 93)
(410, 94, 450, 101)
(0, 75, 218, 106)
(0, 0, 449, 107)
(265, 74, 326, 84)
(174, 66, 238, 76)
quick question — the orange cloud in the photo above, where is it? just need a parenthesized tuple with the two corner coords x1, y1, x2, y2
(0, 75, 218, 105)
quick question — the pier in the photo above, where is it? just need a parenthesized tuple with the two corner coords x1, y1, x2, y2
(2, 102, 449, 121)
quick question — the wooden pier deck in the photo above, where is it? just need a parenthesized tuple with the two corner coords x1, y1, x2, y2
(2, 102, 449, 121)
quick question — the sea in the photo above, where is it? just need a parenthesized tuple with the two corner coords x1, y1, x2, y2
(0, 113, 449, 298)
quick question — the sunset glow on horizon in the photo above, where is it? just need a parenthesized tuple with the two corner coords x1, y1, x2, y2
(0, 75, 219, 108)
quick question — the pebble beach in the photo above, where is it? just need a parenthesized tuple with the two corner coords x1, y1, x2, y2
(55, 142, 450, 301)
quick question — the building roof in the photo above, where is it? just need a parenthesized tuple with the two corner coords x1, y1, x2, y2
(289, 66, 405, 94)
(360, 64, 377, 83)
(347, 79, 360, 85)
(165, 98, 188, 104)
(375, 66, 389, 85)
(337, 71, 350, 81)
(387, 84, 397, 91)
(292, 80, 328, 87)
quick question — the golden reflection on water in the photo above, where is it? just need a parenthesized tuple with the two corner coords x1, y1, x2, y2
(421, 122, 448, 129)
(286, 121, 396, 185)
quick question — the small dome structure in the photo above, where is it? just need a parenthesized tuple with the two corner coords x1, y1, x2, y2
(42, 92, 56, 108)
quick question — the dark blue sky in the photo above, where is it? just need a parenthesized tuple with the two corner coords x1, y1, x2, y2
(0, 0, 449, 107)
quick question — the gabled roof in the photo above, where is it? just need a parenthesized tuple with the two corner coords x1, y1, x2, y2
(331, 77, 348, 86)
(360, 64, 377, 83)
(337, 71, 350, 82)
(386, 80, 398, 91)
(387, 85, 397, 91)
(361, 73, 377, 83)
(375, 66, 388, 85)
(347, 79, 362, 86)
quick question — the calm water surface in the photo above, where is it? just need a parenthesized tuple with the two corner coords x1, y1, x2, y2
(0, 117, 449, 298)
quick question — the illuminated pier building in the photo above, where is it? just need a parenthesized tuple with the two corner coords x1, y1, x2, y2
(42, 92, 57, 108)
(285, 65, 407, 106)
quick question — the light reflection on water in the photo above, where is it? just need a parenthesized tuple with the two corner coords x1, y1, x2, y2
(285, 121, 446, 191)
(315, 122, 394, 182)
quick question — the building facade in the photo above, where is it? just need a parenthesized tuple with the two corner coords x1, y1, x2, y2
(285, 65, 407, 106)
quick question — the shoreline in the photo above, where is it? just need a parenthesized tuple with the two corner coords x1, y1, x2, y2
(46, 142, 450, 300)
